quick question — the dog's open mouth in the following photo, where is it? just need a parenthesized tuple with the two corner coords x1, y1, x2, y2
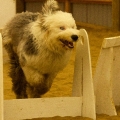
(60, 39, 74, 48)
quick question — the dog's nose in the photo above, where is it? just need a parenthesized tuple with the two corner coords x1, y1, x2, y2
(71, 35, 78, 41)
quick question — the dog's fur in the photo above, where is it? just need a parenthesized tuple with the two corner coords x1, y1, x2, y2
(2, 0, 80, 98)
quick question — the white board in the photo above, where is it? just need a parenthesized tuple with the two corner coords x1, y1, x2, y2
(4, 97, 82, 120)
(94, 38, 117, 115)
(102, 36, 120, 48)
(112, 43, 120, 106)
(72, 29, 96, 120)
(2, 29, 96, 120)
(0, 33, 4, 120)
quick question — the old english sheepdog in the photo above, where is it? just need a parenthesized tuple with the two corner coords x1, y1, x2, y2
(2, 0, 80, 98)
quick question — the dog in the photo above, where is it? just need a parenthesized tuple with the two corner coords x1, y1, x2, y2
(2, 0, 80, 98)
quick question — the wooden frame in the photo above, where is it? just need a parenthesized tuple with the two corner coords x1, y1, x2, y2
(25, 0, 112, 4)
(112, 0, 120, 30)
(16, 0, 112, 13)
(1, 29, 96, 120)
(16, 0, 26, 13)
(1, 28, 120, 119)
(0, 33, 3, 120)
(93, 35, 120, 115)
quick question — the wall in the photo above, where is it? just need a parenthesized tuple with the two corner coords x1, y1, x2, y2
(26, 2, 64, 12)
(0, 0, 16, 28)
(73, 3, 112, 27)
(0, 0, 16, 63)
(25, 2, 112, 28)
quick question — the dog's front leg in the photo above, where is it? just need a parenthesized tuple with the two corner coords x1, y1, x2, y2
(22, 66, 55, 98)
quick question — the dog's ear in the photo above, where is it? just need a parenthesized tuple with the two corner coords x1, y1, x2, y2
(41, 0, 60, 15)
(37, 0, 60, 31)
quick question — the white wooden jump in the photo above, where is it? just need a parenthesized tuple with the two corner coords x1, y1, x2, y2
(94, 36, 120, 116)
(0, 29, 96, 120)
(72, 29, 95, 119)
(1, 29, 120, 120)
(0, 33, 4, 120)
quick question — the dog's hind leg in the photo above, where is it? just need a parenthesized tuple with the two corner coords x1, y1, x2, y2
(10, 64, 28, 99)
(4, 43, 28, 99)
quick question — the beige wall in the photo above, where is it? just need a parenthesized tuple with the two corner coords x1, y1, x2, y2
(0, 0, 16, 63)
(0, 0, 16, 28)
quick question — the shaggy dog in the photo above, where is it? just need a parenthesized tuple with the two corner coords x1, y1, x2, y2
(2, 0, 80, 98)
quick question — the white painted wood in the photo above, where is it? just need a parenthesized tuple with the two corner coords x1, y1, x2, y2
(112, 46, 120, 106)
(72, 37, 83, 97)
(72, 29, 96, 120)
(0, 33, 4, 120)
(3, 29, 96, 120)
(3, 29, 120, 120)
(93, 46, 117, 115)
(4, 97, 82, 120)
(102, 36, 120, 48)
(98, 36, 120, 106)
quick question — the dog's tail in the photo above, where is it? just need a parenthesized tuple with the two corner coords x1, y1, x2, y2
(42, 0, 60, 15)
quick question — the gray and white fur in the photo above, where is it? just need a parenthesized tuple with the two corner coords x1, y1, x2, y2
(2, 0, 80, 98)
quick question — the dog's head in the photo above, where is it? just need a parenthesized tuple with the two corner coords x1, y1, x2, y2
(34, 0, 80, 53)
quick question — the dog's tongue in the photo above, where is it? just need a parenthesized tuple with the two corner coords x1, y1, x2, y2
(68, 42, 74, 48)
(64, 40, 73, 48)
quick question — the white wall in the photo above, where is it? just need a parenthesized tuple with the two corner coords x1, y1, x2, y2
(0, 0, 16, 28)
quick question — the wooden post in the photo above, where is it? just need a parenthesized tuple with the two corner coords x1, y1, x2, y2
(0, 33, 4, 120)
(72, 29, 96, 120)
(93, 47, 117, 115)
(3, 29, 96, 120)
(112, 0, 120, 30)
(93, 36, 120, 116)
(4, 97, 82, 120)
(65, 0, 71, 12)
(112, 46, 120, 106)
(16, 0, 26, 13)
